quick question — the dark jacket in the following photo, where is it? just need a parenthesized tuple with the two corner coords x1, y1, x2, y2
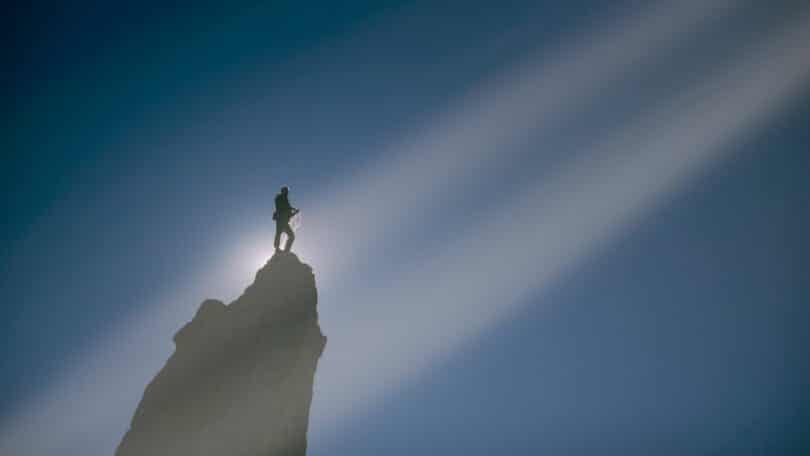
(274, 193, 293, 221)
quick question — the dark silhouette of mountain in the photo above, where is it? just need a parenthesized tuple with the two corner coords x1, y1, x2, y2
(116, 252, 326, 456)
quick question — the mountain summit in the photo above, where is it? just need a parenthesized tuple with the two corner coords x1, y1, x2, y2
(117, 252, 326, 456)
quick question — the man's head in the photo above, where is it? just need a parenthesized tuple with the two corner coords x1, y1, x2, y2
(280, 186, 289, 196)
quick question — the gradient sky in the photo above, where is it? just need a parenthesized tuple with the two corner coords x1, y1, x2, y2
(2, 1, 809, 454)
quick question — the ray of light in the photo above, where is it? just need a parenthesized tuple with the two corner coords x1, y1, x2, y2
(309, 13, 810, 430)
(299, 0, 735, 283)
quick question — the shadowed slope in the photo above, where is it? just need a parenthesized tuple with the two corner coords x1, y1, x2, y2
(117, 252, 326, 456)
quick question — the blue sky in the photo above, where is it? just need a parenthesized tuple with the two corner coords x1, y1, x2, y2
(2, 1, 809, 454)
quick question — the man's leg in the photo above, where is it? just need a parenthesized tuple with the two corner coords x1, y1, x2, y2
(283, 223, 295, 252)
(274, 222, 283, 250)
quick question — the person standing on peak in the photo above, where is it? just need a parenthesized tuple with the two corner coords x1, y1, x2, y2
(273, 185, 299, 252)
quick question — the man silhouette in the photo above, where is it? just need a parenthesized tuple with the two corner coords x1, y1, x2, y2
(273, 185, 299, 252)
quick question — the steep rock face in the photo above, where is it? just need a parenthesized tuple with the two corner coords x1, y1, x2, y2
(117, 252, 326, 456)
